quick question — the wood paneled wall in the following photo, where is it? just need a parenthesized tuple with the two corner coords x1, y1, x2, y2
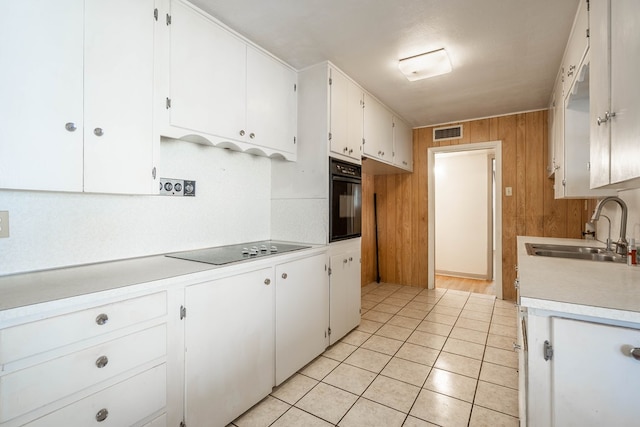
(361, 110, 596, 300)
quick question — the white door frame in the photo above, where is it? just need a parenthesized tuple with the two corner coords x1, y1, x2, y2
(427, 141, 503, 299)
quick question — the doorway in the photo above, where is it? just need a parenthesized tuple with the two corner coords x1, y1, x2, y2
(427, 141, 503, 299)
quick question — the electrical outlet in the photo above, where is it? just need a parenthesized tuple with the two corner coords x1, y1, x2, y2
(0, 211, 9, 238)
(159, 178, 196, 196)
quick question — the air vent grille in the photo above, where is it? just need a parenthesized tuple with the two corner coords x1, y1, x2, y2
(433, 125, 463, 141)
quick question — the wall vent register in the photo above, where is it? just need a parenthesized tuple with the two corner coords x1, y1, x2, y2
(433, 125, 463, 141)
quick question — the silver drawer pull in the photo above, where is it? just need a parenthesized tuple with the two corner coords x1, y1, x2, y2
(95, 313, 109, 325)
(264, 278, 271, 285)
(96, 408, 109, 422)
(249, 132, 255, 139)
(95, 355, 109, 369)
(630, 347, 640, 361)
(281, 273, 288, 279)
(65, 122, 77, 132)
(239, 129, 245, 136)
(93, 127, 104, 137)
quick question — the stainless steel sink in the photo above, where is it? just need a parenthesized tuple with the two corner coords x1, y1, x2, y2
(525, 243, 627, 263)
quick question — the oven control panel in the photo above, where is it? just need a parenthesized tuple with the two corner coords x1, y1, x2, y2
(159, 178, 196, 196)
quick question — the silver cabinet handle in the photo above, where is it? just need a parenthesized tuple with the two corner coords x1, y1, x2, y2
(349, 257, 353, 261)
(349, 149, 353, 154)
(65, 122, 77, 132)
(93, 127, 104, 137)
(96, 408, 109, 422)
(513, 342, 521, 351)
(343, 258, 348, 264)
(630, 347, 640, 361)
(239, 130, 245, 136)
(95, 355, 109, 368)
(95, 313, 109, 325)
(343, 147, 348, 153)
(597, 111, 616, 126)
(249, 132, 255, 139)
(264, 278, 271, 285)
(281, 273, 287, 279)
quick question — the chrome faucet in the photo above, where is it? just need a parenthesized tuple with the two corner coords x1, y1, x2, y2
(591, 196, 628, 255)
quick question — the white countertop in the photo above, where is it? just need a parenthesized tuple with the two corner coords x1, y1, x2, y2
(0, 244, 327, 312)
(517, 236, 640, 321)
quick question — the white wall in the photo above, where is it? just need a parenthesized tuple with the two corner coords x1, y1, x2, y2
(0, 139, 272, 276)
(434, 151, 491, 278)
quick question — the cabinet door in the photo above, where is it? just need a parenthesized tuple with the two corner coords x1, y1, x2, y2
(363, 94, 393, 162)
(609, 0, 640, 184)
(184, 268, 274, 427)
(562, 0, 589, 97)
(275, 254, 328, 385)
(551, 317, 640, 426)
(329, 251, 361, 345)
(169, 0, 246, 140)
(247, 46, 297, 155)
(0, 0, 84, 192)
(83, 0, 156, 194)
(393, 117, 413, 170)
(589, 0, 611, 188)
(346, 83, 364, 161)
(330, 68, 363, 162)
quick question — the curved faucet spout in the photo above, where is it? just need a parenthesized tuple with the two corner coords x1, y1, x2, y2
(591, 196, 628, 255)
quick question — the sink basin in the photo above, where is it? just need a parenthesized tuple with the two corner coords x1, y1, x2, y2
(525, 243, 626, 263)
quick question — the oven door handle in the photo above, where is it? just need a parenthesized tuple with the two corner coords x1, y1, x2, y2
(331, 176, 362, 185)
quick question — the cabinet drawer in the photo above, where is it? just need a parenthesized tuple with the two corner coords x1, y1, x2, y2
(0, 292, 166, 364)
(0, 324, 166, 423)
(23, 364, 166, 427)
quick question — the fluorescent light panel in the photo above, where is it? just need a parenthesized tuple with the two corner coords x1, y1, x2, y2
(399, 48, 452, 81)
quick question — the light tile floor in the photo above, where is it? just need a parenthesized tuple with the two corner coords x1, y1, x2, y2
(231, 283, 519, 427)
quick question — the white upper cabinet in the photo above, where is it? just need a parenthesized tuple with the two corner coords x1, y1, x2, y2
(0, 0, 84, 192)
(162, 0, 297, 160)
(84, 0, 157, 194)
(562, 0, 589, 98)
(329, 67, 363, 163)
(392, 117, 413, 171)
(0, 0, 158, 194)
(363, 93, 393, 162)
(557, 53, 615, 199)
(246, 46, 298, 156)
(168, 0, 246, 143)
(590, 0, 640, 188)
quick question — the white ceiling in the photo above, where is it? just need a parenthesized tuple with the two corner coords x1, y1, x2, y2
(189, 0, 580, 128)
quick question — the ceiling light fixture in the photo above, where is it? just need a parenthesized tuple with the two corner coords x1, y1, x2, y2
(398, 48, 452, 81)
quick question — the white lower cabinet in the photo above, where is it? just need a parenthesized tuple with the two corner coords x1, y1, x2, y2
(0, 291, 169, 427)
(183, 268, 275, 427)
(329, 250, 361, 345)
(521, 307, 640, 426)
(275, 254, 329, 385)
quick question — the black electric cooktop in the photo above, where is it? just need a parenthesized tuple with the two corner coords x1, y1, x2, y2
(165, 241, 310, 265)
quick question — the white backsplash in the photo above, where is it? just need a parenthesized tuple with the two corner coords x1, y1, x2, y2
(594, 188, 640, 245)
(0, 139, 272, 276)
(271, 198, 328, 245)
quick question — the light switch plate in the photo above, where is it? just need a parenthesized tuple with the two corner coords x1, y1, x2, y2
(0, 211, 9, 238)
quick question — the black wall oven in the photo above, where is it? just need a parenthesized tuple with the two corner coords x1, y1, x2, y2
(329, 158, 362, 242)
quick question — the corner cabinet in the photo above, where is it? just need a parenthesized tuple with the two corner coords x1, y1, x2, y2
(0, 0, 159, 195)
(520, 306, 640, 426)
(590, 0, 640, 188)
(158, 0, 297, 160)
